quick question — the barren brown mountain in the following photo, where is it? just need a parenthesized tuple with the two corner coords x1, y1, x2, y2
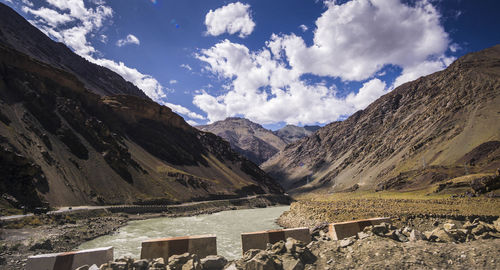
(198, 118, 318, 165)
(262, 45, 500, 192)
(0, 4, 283, 211)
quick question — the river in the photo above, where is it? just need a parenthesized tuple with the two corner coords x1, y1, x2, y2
(78, 205, 289, 260)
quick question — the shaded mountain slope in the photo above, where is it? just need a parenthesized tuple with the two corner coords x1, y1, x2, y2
(0, 3, 147, 98)
(262, 45, 500, 192)
(0, 28, 282, 209)
(274, 125, 320, 144)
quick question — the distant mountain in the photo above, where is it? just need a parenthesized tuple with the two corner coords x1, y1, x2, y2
(198, 118, 318, 165)
(274, 125, 320, 144)
(263, 45, 500, 192)
(0, 4, 283, 210)
(198, 118, 287, 165)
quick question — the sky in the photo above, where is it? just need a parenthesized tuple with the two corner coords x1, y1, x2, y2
(2, 0, 500, 130)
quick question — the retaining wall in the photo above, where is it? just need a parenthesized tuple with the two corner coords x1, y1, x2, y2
(26, 246, 113, 270)
(328, 217, 392, 240)
(241, 227, 311, 253)
(141, 234, 217, 260)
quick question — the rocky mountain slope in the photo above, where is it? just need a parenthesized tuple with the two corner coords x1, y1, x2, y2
(0, 3, 147, 99)
(0, 5, 283, 210)
(262, 45, 500, 192)
(198, 118, 318, 165)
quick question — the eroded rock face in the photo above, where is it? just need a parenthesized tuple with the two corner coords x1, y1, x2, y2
(263, 45, 500, 192)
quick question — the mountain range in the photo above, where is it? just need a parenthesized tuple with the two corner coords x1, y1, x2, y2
(263, 45, 500, 192)
(198, 118, 319, 165)
(0, 3, 283, 210)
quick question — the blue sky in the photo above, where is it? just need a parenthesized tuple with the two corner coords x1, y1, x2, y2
(2, 0, 500, 130)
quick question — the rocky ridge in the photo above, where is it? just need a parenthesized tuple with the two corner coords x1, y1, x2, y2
(198, 118, 319, 165)
(0, 5, 284, 210)
(262, 44, 500, 192)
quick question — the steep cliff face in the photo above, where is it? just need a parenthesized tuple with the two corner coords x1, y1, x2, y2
(274, 125, 320, 145)
(0, 3, 147, 99)
(0, 9, 283, 209)
(262, 45, 500, 192)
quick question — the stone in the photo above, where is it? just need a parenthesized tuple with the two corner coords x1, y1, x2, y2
(409, 229, 425, 241)
(224, 263, 238, 270)
(76, 265, 89, 270)
(443, 223, 456, 231)
(462, 221, 477, 230)
(471, 224, 488, 236)
(110, 261, 127, 270)
(395, 230, 408, 242)
(371, 224, 389, 235)
(132, 259, 149, 270)
(493, 217, 500, 232)
(281, 255, 304, 270)
(430, 228, 456, 242)
(339, 238, 354, 248)
(168, 253, 192, 270)
(201, 255, 228, 270)
(270, 241, 286, 254)
(357, 231, 371, 240)
(89, 265, 99, 270)
(244, 253, 279, 270)
(182, 258, 202, 270)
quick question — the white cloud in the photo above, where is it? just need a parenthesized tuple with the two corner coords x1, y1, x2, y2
(186, 120, 199, 126)
(163, 102, 205, 120)
(99, 34, 107, 43)
(271, 0, 450, 81)
(194, 0, 453, 125)
(180, 64, 192, 71)
(21, 0, 33, 7)
(19, 0, 203, 122)
(299, 24, 308, 32)
(204, 2, 255, 38)
(169, 79, 178, 84)
(116, 34, 140, 47)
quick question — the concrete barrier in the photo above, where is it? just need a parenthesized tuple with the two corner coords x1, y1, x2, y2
(26, 246, 113, 270)
(141, 234, 217, 260)
(241, 227, 310, 253)
(328, 217, 392, 240)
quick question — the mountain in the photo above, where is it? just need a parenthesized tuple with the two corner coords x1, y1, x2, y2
(0, 3, 147, 99)
(0, 4, 283, 210)
(262, 45, 500, 192)
(197, 118, 318, 165)
(274, 125, 321, 144)
(198, 118, 287, 165)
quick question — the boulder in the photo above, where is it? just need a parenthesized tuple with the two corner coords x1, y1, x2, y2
(168, 253, 200, 270)
(132, 259, 149, 270)
(243, 252, 280, 270)
(339, 238, 354, 248)
(201, 255, 227, 270)
(443, 223, 456, 231)
(409, 229, 425, 241)
(281, 255, 303, 270)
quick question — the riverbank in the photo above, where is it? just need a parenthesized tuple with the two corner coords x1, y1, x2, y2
(0, 194, 290, 270)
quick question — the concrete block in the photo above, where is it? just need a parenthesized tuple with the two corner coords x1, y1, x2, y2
(328, 217, 391, 240)
(26, 246, 113, 270)
(141, 234, 216, 261)
(241, 227, 310, 253)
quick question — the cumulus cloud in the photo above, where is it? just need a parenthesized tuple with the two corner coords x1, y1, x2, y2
(194, 0, 453, 125)
(116, 34, 140, 47)
(19, 0, 203, 121)
(205, 2, 255, 38)
(270, 0, 450, 81)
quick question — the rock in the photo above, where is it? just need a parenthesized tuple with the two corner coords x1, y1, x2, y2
(244, 252, 279, 270)
(224, 263, 238, 270)
(471, 224, 489, 236)
(395, 230, 408, 242)
(310, 222, 329, 237)
(168, 253, 200, 270)
(357, 231, 371, 240)
(89, 265, 99, 270)
(462, 221, 477, 230)
(270, 241, 286, 254)
(428, 228, 456, 242)
(443, 223, 456, 231)
(371, 224, 389, 235)
(109, 261, 127, 270)
(201, 255, 227, 270)
(493, 217, 500, 232)
(339, 238, 354, 248)
(132, 259, 149, 270)
(75, 265, 89, 270)
(281, 255, 304, 270)
(409, 229, 425, 241)
(29, 239, 53, 251)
